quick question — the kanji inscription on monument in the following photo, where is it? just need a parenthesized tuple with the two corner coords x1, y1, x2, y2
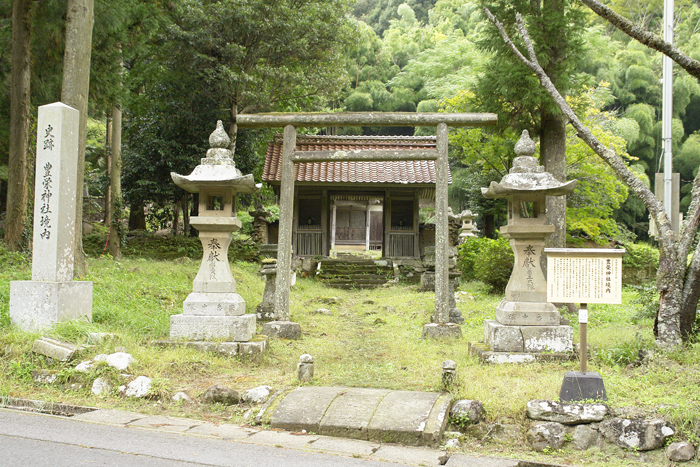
(9, 102, 93, 331)
(545, 249, 624, 305)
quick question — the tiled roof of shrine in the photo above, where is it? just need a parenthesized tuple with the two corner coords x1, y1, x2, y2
(262, 135, 448, 185)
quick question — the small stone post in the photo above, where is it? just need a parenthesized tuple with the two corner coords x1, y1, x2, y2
(9, 102, 93, 331)
(442, 360, 457, 390)
(297, 354, 314, 382)
(256, 259, 277, 321)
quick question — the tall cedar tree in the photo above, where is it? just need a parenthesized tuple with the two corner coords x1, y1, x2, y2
(476, 0, 586, 248)
(5, 0, 35, 250)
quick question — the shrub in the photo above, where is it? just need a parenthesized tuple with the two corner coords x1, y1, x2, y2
(622, 242, 659, 285)
(456, 237, 486, 281)
(472, 237, 514, 294)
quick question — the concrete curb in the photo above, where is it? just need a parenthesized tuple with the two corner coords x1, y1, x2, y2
(0, 398, 574, 467)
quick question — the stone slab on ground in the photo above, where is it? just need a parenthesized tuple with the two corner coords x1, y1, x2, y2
(267, 386, 451, 447)
(129, 415, 205, 432)
(306, 435, 380, 457)
(319, 387, 390, 439)
(446, 454, 520, 467)
(270, 387, 346, 432)
(72, 409, 147, 425)
(32, 337, 81, 362)
(186, 423, 259, 440)
(469, 342, 572, 364)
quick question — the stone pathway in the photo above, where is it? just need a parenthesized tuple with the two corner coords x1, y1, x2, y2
(262, 387, 452, 447)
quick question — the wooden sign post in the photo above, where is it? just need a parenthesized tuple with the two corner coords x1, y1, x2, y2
(545, 248, 625, 401)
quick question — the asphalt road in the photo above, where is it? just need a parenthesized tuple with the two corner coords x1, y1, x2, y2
(0, 408, 412, 467)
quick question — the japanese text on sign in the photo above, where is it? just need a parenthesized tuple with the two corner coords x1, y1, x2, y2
(545, 249, 624, 304)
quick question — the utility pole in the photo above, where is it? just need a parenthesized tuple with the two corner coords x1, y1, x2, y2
(662, 0, 674, 220)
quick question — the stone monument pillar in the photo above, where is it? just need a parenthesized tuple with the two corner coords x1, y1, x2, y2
(170, 121, 260, 341)
(10, 102, 93, 331)
(477, 130, 577, 361)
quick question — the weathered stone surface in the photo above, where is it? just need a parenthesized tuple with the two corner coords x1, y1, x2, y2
(32, 370, 57, 384)
(75, 360, 94, 372)
(124, 376, 151, 398)
(422, 323, 462, 339)
(200, 385, 241, 405)
(484, 320, 573, 353)
(242, 386, 274, 404)
(667, 441, 696, 462)
(170, 314, 256, 341)
(182, 292, 246, 316)
(9, 103, 93, 331)
(526, 422, 566, 452)
(495, 299, 560, 326)
(450, 400, 485, 426)
(216, 342, 239, 357)
(32, 337, 80, 362)
(526, 400, 608, 425)
(571, 424, 604, 450)
(91, 377, 112, 396)
(172, 391, 192, 403)
(599, 418, 675, 451)
(312, 308, 332, 315)
(94, 352, 134, 371)
(484, 320, 522, 352)
(298, 354, 314, 382)
(520, 326, 573, 353)
(239, 336, 268, 357)
(319, 388, 390, 439)
(263, 320, 301, 339)
(368, 391, 443, 446)
(271, 387, 347, 432)
(87, 332, 114, 344)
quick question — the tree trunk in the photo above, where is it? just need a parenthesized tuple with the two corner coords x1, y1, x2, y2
(172, 202, 180, 235)
(541, 109, 568, 249)
(61, 0, 94, 276)
(181, 195, 190, 237)
(228, 102, 238, 153)
(129, 202, 146, 230)
(5, 0, 34, 251)
(104, 117, 111, 226)
(108, 104, 122, 259)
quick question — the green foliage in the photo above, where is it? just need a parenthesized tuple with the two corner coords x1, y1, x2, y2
(630, 284, 659, 323)
(622, 242, 660, 271)
(565, 84, 630, 244)
(594, 335, 653, 367)
(458, 236, 513, 293)
(456, 237, 485, 281)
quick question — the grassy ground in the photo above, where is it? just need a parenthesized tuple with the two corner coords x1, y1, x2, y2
(1, 247, 699, 466)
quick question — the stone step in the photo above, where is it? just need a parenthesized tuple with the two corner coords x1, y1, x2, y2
(259, 387, 451, 447)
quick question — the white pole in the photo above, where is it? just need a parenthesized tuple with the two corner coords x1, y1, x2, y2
(662, 0, 674, 219)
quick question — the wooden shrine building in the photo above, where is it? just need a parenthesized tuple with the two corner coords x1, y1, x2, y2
(262, 134, 446, 258)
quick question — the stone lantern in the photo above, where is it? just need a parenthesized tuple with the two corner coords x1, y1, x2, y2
(169, 121, 260, 341)
(458, 209, 479, 243)
(480, 130, 577, 358)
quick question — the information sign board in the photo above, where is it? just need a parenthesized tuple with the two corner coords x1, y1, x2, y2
(545, 248, 625, 305)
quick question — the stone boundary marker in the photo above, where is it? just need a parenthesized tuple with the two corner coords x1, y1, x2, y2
(260, 386, 452, 447)
(10, 102, 92, 331)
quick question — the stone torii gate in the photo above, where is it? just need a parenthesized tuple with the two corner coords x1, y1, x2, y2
(237, 112, 497, 337)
